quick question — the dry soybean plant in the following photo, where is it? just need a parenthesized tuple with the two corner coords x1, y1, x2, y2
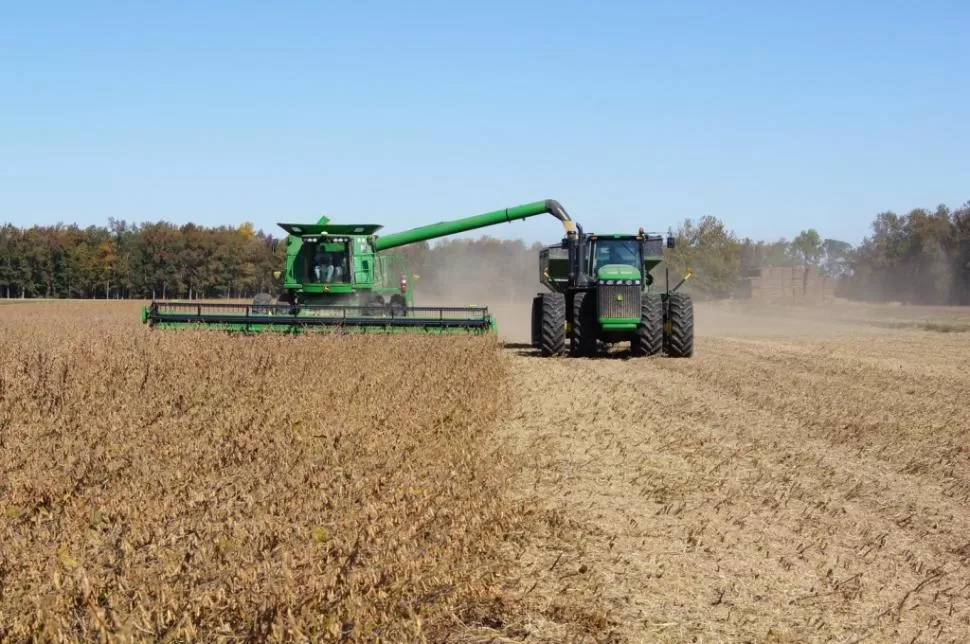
(0, 302, 525, 641)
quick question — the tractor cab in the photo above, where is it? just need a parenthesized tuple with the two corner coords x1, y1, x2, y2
(586, 232, 667, 288)
(588, 236, 644, 285)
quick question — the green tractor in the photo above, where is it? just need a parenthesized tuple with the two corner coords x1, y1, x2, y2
(531, 223, 694, 357)
(142, 199, 578, 334)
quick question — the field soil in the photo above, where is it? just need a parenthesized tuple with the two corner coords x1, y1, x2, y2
(487, 298, 970, 642)
(2, 298, 970, 642)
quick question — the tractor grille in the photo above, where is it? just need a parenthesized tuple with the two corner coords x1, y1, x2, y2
(597, 284, 641, 319)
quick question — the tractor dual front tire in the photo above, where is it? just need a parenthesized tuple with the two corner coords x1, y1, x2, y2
(631, 293, 663, 357)
(664, 292, 694, 358)
(570, 291, 597, 357)
(536, 293, 565, 356)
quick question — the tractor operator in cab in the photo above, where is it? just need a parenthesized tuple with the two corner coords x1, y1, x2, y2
(595, 242, 635, 271)
(594, 245, 622, 270)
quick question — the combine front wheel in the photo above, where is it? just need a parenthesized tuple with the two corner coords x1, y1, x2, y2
(364, 295, 386, 317)
(389, 294, 408, 318)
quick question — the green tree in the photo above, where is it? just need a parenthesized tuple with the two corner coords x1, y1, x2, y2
(821, 239, 853, 277)
(666, 215, 742, 299)
(792, 229, 823, 266)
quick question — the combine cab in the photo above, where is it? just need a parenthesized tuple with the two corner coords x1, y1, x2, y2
(142, 200, 577, 335)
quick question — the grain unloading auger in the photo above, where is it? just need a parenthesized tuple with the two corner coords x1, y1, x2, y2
(141, 200, 577, 334)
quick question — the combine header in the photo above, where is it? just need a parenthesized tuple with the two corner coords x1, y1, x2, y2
(142, 200, 576, 334)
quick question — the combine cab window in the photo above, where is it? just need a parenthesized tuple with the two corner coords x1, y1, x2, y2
(590, 239, 641, 273)
(309, 241, 350, 284)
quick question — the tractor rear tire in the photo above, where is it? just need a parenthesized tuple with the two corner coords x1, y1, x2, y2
(664, 292, 694, 357)
(631, 293, 663, 357)
(570, 291, 597, 357)
(538, 293, 565, 356)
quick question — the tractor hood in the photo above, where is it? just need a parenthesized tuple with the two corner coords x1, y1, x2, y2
(596, 264, 641, 282)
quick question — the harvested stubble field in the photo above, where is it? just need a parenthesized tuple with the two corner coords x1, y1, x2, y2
(3, 299, 970, 642)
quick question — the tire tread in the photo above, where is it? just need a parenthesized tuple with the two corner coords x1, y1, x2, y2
(665, 292, 694, 357)
(631, 293, 663, 357)
(539, 293, 565, 356)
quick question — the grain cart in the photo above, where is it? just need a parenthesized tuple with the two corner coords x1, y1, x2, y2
(530, 224, 694, 357)
(142, 200, 577, 334)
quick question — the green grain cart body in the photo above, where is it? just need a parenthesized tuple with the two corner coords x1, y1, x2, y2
(143, 199, 576, 335)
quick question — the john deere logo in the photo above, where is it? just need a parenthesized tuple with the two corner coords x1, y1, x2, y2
(616, 295, 623, 301)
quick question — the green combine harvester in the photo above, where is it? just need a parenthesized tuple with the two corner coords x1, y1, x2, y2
(141, 200, 578, 334)
(530, 221, 694, 357)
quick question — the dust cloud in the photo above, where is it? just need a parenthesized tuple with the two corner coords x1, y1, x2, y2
(697, 299, 970, 338)
(407, 238, 544, 343)
(406, 239, 970, 344)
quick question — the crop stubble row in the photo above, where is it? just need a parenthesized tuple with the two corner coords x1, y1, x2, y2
(500, 325, 970, 642)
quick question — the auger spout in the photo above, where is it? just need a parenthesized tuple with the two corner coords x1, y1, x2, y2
(372, 199, 574, 252)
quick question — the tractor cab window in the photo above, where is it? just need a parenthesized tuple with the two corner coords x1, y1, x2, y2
(311, 241, 350, 284)
(590, 239, 641, 273)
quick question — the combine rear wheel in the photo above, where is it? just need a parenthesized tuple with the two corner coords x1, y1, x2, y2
(664, 292, 694, 357)
(630, 293, 663, 357)
(537, 293, 565, 356)
(570, 291, 597, 357)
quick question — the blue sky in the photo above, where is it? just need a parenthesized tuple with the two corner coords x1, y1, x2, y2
(1, 1, 967, 246)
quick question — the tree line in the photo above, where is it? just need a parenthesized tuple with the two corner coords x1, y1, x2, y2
(2, 200, 968, 305)
(663, 201, 970, 305)
(0, 220, 283, 300)
(0, 219, 541, 301)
